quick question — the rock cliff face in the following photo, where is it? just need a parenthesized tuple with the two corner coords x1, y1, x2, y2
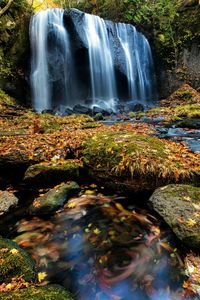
(63, 9, 128, 83)
(158, 43, 200, 98)
(156, 3, 200, 98)
(62, 9, 132, 101)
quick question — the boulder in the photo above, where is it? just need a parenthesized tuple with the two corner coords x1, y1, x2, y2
(73, 104, 92, 115)
(125, 102, 145, 112)
(0, 238, 35, 283)
(92, 106, 112, 116)
(24, 160, 82, 186)
(82, 130, 200, 192)
(149, 184, 200, 249)
(0, 285, 74, 300)
(0, 191, 18, 216)
(29, 182, 80, 215)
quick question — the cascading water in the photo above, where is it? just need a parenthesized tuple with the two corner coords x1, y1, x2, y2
(30, 9, 77, 112)
(116, 23, 136, 101)
(84, 13, 117, 110)
(116, 23, 156, 103)
(30, 8, 157, 113)
(30, 10, 50, 112)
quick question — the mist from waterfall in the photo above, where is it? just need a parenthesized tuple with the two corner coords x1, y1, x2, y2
(30, 8, 157, 113)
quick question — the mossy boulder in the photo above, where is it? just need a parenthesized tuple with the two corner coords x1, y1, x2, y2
(0, 190, 18, 216)
(176, 118, 200, 129)
(24, 160, 83, 186)
(0, 284, 74, 300)
(0, 238, 36, 283)
(82, 131, 200, 192)
(29, 182, 80, 215)
(161, 84, 200, 107)
(149, 184, 200, 249)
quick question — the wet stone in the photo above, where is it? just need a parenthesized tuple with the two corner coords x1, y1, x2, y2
(0, 191, 18, 216)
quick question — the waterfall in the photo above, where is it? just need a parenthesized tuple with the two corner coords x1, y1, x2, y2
(116, 23, 156, 103)
(30, 9, 77, 112)
(30, 8, 157, 113)
(30, 10, 50, 111)
(84, 13, 117, 110)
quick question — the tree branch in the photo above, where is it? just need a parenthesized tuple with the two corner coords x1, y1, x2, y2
(0, 0, 14, 18)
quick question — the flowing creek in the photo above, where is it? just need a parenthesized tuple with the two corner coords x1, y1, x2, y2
(7, 186, 196, 300)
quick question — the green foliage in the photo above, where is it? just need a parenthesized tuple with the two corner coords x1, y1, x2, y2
(0, 0, 32, 85)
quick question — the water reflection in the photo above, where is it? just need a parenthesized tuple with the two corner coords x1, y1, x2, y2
(14, 192, 194, 299)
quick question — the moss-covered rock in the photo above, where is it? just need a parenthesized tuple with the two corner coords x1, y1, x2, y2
(176, 118, 200, 129)
(149, 184, 200, 249)
(24, 159, 83, 186)
(29, 182, 80, 215)
(161, 84, 200, 107)
(132, 85, 200, 125)
(0, 284, 74, 300)
(0, 238, 36, 283)
(82, 131, 200, 192)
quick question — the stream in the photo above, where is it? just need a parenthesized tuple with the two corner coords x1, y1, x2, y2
(10, 186, 194, 300)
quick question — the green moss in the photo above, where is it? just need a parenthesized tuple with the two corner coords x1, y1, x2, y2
(128, 111, 136, 118)
(0, 238, 36, 283)
(29, 182, 80, 214)
(132, 101, 200, 123)
(149, 184, 200, 249)
(170, 116, 183, 122)
(176, 90, 193, 100)
(81, 122, 100, 129)
(0, 285, 74, 300)
(174, 104, 200, 118)
(0, 89, 16, 107)
(177, 118, 200, 129)
(128, 111, 146, 118)
(82, 130, 199, 191)
(24, 160, 82, 185)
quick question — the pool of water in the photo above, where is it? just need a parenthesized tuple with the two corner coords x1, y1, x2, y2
(12, 190, 193, 300)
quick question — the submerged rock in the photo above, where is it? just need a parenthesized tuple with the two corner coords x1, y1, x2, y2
(0, 191, 18, 216)
(29, 182, 80, 215)
(0, 284, 74, 300)
(82, 131, 200, 192)
(0, 238, 35, 283)
(149, 184, 200, 249)
(24, 160, 82, 186)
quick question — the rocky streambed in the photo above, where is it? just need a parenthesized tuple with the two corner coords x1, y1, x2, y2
(0, 84, 199, 299)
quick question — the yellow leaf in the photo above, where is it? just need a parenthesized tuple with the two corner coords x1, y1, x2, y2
(38, 272, 47, 282)
(85, 190, 95, 195)
(68, 202, 76, 208)
(186, 218, 197, 227)
(10, 249, 19, 255)
(93, 228, 101, 235)
(6, 283, 12, 290)
(192, 203, 200, 210)
(183, 196, 191, 201)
